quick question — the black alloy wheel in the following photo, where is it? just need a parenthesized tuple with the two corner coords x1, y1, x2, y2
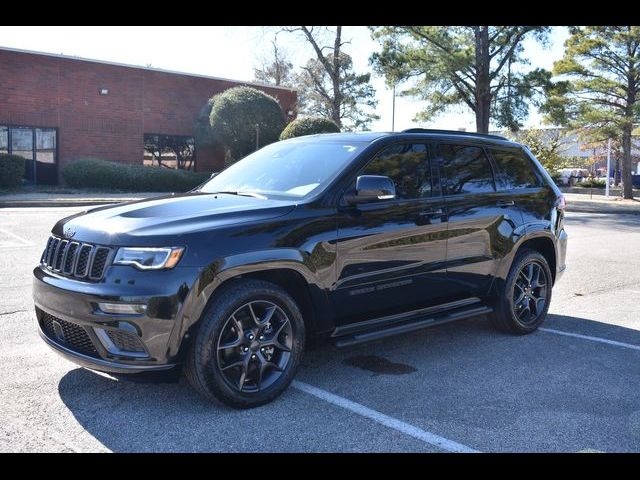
(216, 300, 293, 393)
(490, 248, 553, 334)
(185, 279, 305, 409)
(512, 261, 548, 325)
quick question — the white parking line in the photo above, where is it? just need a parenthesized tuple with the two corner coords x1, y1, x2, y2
(292, 380, 479, 453)
(0, 227, 35, 247)
(540, 328, 640, 351)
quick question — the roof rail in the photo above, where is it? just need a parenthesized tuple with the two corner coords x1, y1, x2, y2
(401, 128, 507, 141)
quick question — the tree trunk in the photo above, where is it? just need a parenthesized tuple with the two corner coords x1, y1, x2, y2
(614, 156, 621, 186)
(331, 26, 343, 128)
(621, 123, 634, 199)
(474, 26, 491, 133)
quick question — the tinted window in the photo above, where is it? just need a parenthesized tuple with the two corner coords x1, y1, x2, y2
(438, 144, 495, 195)
(362, 143, 436, 199)
(201, 140, 366, 199)
(490, 148, 542, 189)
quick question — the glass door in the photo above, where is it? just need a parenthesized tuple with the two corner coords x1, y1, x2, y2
(11, 127, 35, 183)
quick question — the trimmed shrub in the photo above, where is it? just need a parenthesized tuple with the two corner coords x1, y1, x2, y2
(209, 86, 286, 161)
(577, 179, 606, 189)
(0, 154, 26, 188)
(279, 117, 340, 140)
(62, 158, 210, 192)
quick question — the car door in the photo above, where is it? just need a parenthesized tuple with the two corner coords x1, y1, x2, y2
(332, 142, 449, 323)
(436, 142, 522, 300)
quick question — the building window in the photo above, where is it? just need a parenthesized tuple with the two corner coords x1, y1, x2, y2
(143, 133, 195, 170)
(0, 125, 58, 184)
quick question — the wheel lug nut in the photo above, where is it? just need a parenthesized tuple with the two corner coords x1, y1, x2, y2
(243, 347, 249, 352)
(260, 347, 265, 352)
(259, 335, 265, 341)
(251, 354, 256, 359)
(248, 334, 254, 340)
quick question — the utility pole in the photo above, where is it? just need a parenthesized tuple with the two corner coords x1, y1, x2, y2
(391, 84, 396, 132)
(605, 138, 611, 199)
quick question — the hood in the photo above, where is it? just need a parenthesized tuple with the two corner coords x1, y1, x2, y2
(52, 192, 296, 245)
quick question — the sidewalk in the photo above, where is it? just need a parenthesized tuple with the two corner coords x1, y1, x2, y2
(564, 193, 640, 215)
(0, 192, 164, 208)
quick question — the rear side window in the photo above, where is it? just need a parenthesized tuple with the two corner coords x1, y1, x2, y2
(362, 143, 437, 199)
(437, 144, 495, 195)
(490, 148, 542, 190)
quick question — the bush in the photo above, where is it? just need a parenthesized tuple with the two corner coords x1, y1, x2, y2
(209, 86, 286, 161)
(577, 179, 606, 188)
(279, 117, 340, 140)
(0, 154, 26, 188)
(62, 158, 210, 192)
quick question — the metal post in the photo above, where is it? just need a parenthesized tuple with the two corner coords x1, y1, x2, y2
(255, 124, 260, 151)
(605, 138, 611, 199)
(391, 84, 396, 132)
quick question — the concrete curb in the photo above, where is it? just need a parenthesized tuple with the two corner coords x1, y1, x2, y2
(566, 205, 640, 215)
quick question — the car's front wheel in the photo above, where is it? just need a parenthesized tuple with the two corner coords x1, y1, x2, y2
(185, 279, 305, 408)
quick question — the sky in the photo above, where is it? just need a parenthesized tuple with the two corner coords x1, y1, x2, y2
(0, 26, 570, 132)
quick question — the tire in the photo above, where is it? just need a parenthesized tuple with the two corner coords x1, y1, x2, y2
(185, 279, 305, 408)
(490, 248, 553, 335)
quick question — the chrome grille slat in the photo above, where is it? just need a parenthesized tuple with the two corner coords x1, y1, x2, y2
(40, 236, 111, 281)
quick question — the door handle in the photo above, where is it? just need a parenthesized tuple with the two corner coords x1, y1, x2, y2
(496, 200, 515, 208)
(419, 208, 443, 216)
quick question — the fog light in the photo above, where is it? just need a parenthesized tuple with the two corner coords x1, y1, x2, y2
(98, 302, 146, 315)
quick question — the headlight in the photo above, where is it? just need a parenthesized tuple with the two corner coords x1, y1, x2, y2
(113, 247, 184, 270)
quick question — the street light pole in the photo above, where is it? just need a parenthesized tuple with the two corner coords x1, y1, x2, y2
(391, 83, 396, 132)
(605, 138, 611, 199)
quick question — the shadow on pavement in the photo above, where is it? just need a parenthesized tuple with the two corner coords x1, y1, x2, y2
(57, 313, 640, 452)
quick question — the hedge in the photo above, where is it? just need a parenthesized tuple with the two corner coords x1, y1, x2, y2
(62, 158, 211, 192)
(0, 154, 26, 188)
(279, 117, 340, 140)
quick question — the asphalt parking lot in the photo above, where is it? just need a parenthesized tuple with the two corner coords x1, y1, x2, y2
(1, 207, 639, 452)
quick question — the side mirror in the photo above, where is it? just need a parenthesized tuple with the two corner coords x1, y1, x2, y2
(345, 175, 396, 205)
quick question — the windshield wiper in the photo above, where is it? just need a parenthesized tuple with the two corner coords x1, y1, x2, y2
(208, 190, 267, 200)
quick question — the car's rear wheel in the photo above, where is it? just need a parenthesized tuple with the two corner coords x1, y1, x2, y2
(185, 279, 305, 408)
(490, 248, 552, 334)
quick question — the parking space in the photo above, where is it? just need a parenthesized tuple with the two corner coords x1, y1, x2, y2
(0, 207, 639, 452)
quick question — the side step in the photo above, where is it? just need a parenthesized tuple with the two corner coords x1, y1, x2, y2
(334, 304, 493, 348)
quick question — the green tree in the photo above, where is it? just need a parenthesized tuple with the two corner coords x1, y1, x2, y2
(370, 26, 550, 133)
(543, 26, 640, 199)
(284, 26, 379, 130)
(208, 87, 286, 162)
(279, 117, 340, 140)
(505, 128, 574, 176)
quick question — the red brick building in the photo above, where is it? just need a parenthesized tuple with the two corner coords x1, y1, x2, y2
(0, 47, 297, 184)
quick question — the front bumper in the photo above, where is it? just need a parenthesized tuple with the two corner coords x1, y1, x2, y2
(33, 264, 202, 374)
(555, 228, 568, 283)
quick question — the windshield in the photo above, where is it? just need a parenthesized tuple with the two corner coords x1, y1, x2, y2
(199, 140, 366, 199)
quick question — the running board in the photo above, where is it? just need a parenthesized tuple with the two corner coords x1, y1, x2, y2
(333, 304, 493, 348)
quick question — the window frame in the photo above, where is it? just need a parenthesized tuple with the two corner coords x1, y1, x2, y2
(0, 124, 59, 184)
(485, 146, 544, 191)
(432, 141, 498, 197)
(342, 141, 442, 204)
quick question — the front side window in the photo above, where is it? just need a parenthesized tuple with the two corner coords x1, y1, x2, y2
(438, 144, 495, 195)
(490, 148, 542, 190)
(361, 143, 434, 200)
(200, 140, 366, 199)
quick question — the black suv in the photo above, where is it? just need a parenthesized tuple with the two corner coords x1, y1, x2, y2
(33, 129, 568, 408)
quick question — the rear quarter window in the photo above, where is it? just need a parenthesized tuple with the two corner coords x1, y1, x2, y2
(490, 148, 543, 190)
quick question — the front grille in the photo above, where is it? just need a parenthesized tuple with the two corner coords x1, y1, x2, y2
(105, 329, 146, 353)
(39, 311, 99, 357)
(40, 235, 112, 281)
